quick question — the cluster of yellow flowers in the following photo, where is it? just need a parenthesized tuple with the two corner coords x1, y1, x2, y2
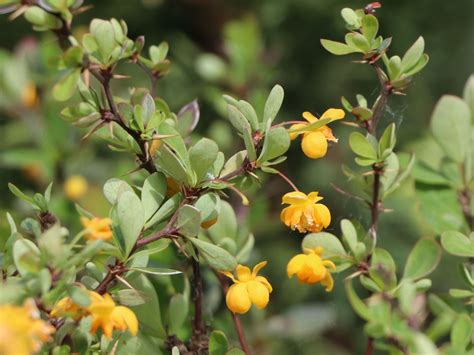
(224, 109, 342, 314)
(52, 290, 138, 339)
(0, 300, 55, 355)
(80, 216, 113, 241)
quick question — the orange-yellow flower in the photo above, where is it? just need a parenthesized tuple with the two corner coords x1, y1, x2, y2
(280, 191, 331, 233)
(21, 82, 38, 108)
(223, 262, 273, 314)
(86, 291, 138, 338)
(289, 109, 345, 159)
(50, 297, 85, 320)
(287, 247, 336, 291)
(64, 175, 89, 200)
(80, 216, 113, 241)
(0, 300, 54, 355)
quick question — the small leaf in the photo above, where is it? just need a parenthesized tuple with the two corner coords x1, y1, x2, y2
(189, 238, 237, 271)
(441, 231, 474, 257)
(431, 95, 471, 163)
(462, 74, 474, 118)
(189, 138, 219, 183)
(257, 127, 290, 164)
(169, 294, 189, 334)
(13, 239, 41, 275)
(262, 84, 284, 128)
(237, 100, 259, 131)
(209, 330, 229, 355)
(345, 279, 370, 320)
(53, 69, 81, 102)
(403, 239, 441, 280)
(349, 132, 377, 159)
(8, 183, 34, 204)
(142, 173, 167, 222)
(117, 191, 144, 257)
(401, 36, 425, 72)
(340, 8, 360, 27)
(451, 314, 473, 351)
(129, 267, 182, 276)
(302, 232, 347, 260)
(103, 178, 134, 205)
(321, 39, 356, 55)
(340, 219, 357, 254)
(361, 14, 378, 42)
(67, 285, 91, 307)
(176, 205, 201, 238)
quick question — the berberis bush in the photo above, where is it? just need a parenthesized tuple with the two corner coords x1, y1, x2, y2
(0, 1, 472, 354)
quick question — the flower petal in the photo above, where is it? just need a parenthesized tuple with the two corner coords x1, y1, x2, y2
(255, 276, 273, 293)
(315, 203, 331, 228)
(112, 306, 138, 336)
(320, 108, 345, 122)
(236, 265, 252, 282)
(281, 191, 309, 205)
(226, 283, 251, 314)
(301, 131, 328, 159)
(321, 272, 335, 292)
(302, 111, 318, 123)
(287, 254, 307, 277)
(247, 281, 270, 309)
(252, 261, 267, 277)
(289, 123, 307, 140)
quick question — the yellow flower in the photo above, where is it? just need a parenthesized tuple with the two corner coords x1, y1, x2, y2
(86, 291, 138, 338)
(64, 175, 89, 200)
(50, 297, 85, 320)
(280, 191, 331, 233)
(287, 247, 336, 291)
(80, 216, 113, 241)
(21, 82, 38, 108)
(223, 262, 273, 314)
(0, 300, 54, 355)
(289, 109, 345, 159)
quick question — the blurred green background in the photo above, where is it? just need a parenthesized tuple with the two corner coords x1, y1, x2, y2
(0, 0, 472, 353)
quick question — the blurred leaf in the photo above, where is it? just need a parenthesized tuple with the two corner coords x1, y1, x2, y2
(341, 8, 360, 28)
(115, 289, 146, 307)
(208, 201, 238, 242)
(66, 285, 91, 307)
(441, 231, 474, 257)
(403, 239, 441, 280)
(430, 95, 471, 163)
(53, 69, 81, 101)
(463, 74, 474, 118)
(361, 15, 378, 42)
(345, 279, 370, 321)
(13, 239, 41, 275)
(103, 178, 133, 205)
(451, 314, 472, 351)
(209, 330, 228, 355)
(169, 293, 189, 334)
(302, 232, 347, 260)
(129, 267, 181, 276)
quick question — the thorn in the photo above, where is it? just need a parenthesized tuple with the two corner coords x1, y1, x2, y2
(112, 74, 131, 79)
(8, 5, 26, 21)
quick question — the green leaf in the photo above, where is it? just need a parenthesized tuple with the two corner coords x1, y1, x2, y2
(349, 132, 377, 159)
(321, 39, 356, 55)
(262, 84, 284, 128)
(388, 56, 402, 80)
(90, 19, 116, 62)
(431, 95, 471, 163)
(209, 330, 229, 355)
(114, 289, 146, 307)
(257, 127, 290, 164)
(441, 231, 474, 257)
(155, 145, 190, 184)
(401, 36, 425, 72)
(103, 178, 134, 205)
(463, 74, 474, 118)
(403, 239, 441, 280)
(24, 6, 60, 28)
(53, 69, 81, 102)
(13, 239, 41, 275)
(189, 238, 237, 271)
(129, 267, 182, 276)
(141, 173, 167, 222)
(176, 205, 201, 238)
(149, 42, 169, 63)
(117, 191, 144, 257)
(361, 14, 378, 42)
(451, 314, 472, 351)
(195, 193, 220, 223)
(208, 201, 238, 242)
(145, 193, 182, 229)
(8, 183, 34, 204)
(378, 123, 396, 157)
(412, 162, 452, 186)
(351, 33, 370, 53)
(344, 279, 370, 320)
(369, 248, 397, 290)
(189, 138, 219, 183)
(449, 288, 474, 298)
(404, 53, 429, 76)
(169, 294, 189, 334)
(340, 219, 357, 254)
(237, 100, 259, 131)
(340, 8, 360, 27)
(302, 232, 347, 260)
(227, 105, 250, 133)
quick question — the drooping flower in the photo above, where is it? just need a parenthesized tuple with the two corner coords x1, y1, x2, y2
(64, 175, 89, 200)
(80, 216, 113, 241)
(289, 109, 345, 159)
(223, 262, 273, 314)
(280, 191, 331, 233)
(0, 300, 55, 355)
(86, 291, 138, 338)
(287, 247, 336, 291)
